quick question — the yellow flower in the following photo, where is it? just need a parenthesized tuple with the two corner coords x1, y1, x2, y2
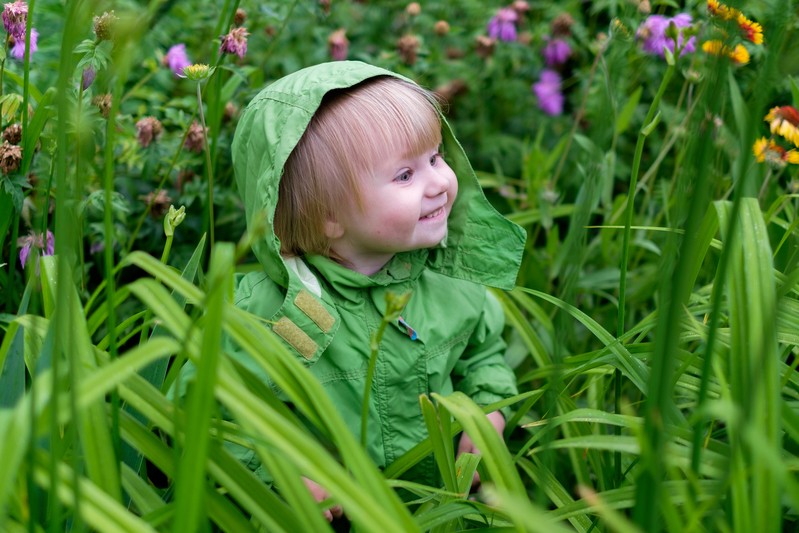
(707, 0, 738, 21)
(752, 137, 799, 167)
(702, 40, 723, 55)
(729, 44, 750, 65)
(737, 14, 763, 45)
(753, 137, 769, 162)
(765, 106, 799, 147)
(702, 40, 749, 65)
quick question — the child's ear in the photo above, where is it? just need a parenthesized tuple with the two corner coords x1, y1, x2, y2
(324, 218, 344, 239)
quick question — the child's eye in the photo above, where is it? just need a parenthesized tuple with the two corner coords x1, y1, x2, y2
(394, 170, 412, 183)
(429, 153, 440, 166)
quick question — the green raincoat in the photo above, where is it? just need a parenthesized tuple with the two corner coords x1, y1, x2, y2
(229, 61, 527, 483)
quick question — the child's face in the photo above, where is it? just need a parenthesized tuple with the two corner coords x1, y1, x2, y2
(326, 144, 458, 274)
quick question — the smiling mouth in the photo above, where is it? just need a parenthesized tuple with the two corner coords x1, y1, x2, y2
(420, 207, 445, 220)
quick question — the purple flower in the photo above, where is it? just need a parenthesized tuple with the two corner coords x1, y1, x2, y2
(10, 27, 36, 60)
(2, 1, 27, 39)
(81, 66, 96, 90)
(636, 13, 695, 58)
(532, 69, 564, 116)
(164, 43, 190, 77)
(18, 229, 54, 271)
(543, 37, 571, 67)
(487, 7, 518, 42)
(220, 26, 249, 59)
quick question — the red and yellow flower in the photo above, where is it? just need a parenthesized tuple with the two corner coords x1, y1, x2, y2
(737, 14, 763, 45)
(706, 0, 763, 45)
(765, 106, 799, 147)
(753, 137, 799, 167)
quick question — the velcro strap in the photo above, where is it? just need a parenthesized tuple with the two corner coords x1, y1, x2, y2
(295, 289, 335, 333)
(272, 317, 317, 359)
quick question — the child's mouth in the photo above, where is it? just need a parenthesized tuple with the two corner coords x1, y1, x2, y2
(420, 207, 445, 220)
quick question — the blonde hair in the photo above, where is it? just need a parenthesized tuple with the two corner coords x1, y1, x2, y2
(275, 76, 443, 257)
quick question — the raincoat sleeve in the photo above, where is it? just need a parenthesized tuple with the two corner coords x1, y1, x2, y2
(451, 289, 518, 409)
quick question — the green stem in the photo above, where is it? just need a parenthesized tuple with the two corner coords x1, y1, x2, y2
(197, 81, 215, 249)
(361, 319, 389, 448)
(615, 61, 675, 490)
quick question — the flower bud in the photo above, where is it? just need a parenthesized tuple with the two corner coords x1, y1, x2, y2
(182, 63, 215, 81)
(164, 204, 186, 237)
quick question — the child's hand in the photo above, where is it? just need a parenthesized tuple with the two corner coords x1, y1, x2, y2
(456, 410, 506, 489)
(302, 477, 343, 522)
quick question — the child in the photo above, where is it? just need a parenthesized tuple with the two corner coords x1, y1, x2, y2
(230, 61, 526, 519)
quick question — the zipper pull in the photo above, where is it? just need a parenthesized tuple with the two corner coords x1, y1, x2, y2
(397, 316, 418, 341)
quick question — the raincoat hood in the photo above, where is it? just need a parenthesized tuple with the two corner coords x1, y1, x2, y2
(232, 60, 525, 294)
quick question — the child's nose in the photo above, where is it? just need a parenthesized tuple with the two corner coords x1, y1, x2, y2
(426, 168, 450, 196)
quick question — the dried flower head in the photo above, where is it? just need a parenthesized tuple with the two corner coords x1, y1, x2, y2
(176, 168, 195, 192)
(434, 20, 450, 36)
(220, 26, 249, 58)
(233, 8, 247, 26)
(93, 10, 116, 41)
(135, 116, 163, 148)
(512, 1, 530, 14)
(0, 140, 22, 173)
(184, 121, 207, 153)
(140, 189, 172, 218)
(551, 12, 574, 37)
(93, 93, 112, 118)
(2, 123, 21, 145)
(397, 34, 420, 65)
(164, 43, 191, 77)
(328, 28, 349, 61)
(434, 79, 468, 104)
(406, 2, 421, 16)
(2, 1, 27, 39)
(223, 101, 238, 123)
(475, 35, 496, 58)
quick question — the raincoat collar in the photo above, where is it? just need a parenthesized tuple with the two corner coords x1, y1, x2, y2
(231, 61, 526, 360)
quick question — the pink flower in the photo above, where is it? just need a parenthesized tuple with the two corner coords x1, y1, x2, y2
(10, 27, 36, 60)
(487, 7, 518, 42)
(220, 26, 248, 58)
(18, 229, 54, 271)
(164, 43, 190, 76)
(636, 13, 695, 58)
(533, 69, 564, 116)
(543, 37, 571, 67)
(2, 1, 27, 39)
